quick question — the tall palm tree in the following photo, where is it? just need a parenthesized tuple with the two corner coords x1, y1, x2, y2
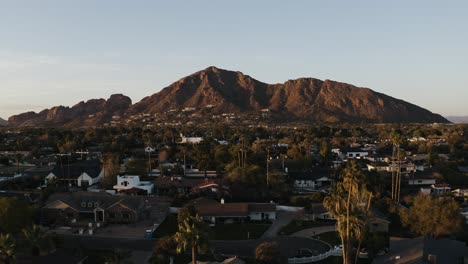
(175, 213, 208, 264)
(390, 130, 403, 202)
(324, 161, 372, 264)
(22, 224, 47, 256)
(0, 233, 15, 264)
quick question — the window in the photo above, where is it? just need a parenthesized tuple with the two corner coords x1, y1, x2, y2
(81, 202, 86, 207)
(88, 202, 93, 208)
(94, 202, 99, 207)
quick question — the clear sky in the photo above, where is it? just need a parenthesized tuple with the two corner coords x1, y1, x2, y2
(1, 0, 467, 119)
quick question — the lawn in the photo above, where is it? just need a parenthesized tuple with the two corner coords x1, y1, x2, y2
(209, 223, 270, 240)
(279, 220, 335, 235)
(312, 231, 341, 246)
(153, 214, 270, 240)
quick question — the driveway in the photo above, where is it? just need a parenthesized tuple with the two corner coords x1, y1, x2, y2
(290, 225, 336, 238)
(261, 211, 297, 238)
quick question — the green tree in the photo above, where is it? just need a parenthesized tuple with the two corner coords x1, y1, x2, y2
(103, 153, 120, 188)
(0, 233, 15, 264)
(175, 212, 208, 264)
(0, 197, 33, 235)
(319, 140, 331, 166)
(153, 235, 177, 264)
(400, 194, 463, 238)
(22, 225, 50, 256)
(323, 162, 372, 264)
(255, 242, 282, 264)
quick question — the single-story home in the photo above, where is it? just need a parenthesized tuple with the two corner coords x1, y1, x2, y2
(42, 192, 147, 225)
(187, 198, 276, 225)
(290, 169, 333, 192)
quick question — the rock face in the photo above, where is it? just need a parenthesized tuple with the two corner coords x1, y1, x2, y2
(130, 66, 448, 123)
(8, 94, 131, 127)
(7, 67, 449, 127)
(0, 117, 7, 126)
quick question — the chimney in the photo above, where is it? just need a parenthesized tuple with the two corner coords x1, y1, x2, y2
(220, 198, 225, 204)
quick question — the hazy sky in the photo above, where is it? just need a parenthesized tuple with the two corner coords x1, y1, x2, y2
(1, 0, 467, 119)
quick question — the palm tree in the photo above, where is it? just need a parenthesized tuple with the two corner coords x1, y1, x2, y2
(390, 130, 403, 202)
(154, 235, 177, 264)
(104, 248, 133, 264)
(22, 224, 48, 256)
(0, 233, 15, 264)
(175, 213, 208, 264)
(324, 161, 372, 264)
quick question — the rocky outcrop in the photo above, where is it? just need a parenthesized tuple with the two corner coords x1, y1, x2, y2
(8, 94, 131, 127)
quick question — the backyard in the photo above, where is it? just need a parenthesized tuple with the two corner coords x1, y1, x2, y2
(153, 214, 270, 240)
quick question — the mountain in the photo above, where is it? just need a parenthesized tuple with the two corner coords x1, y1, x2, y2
(8, 66, 449, 127)
(0, 117, 7, 126)
(129, 66, 448, 123)
(446, 116, 468, 124)
(8, 94, 131, 127)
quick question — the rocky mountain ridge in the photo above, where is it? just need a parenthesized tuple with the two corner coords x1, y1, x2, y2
(7, 66, 449, 127)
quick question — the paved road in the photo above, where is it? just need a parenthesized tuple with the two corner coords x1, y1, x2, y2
(290, 225, 336, 238)
(59, 234, 329, 258)
(261, 211, 297, 238)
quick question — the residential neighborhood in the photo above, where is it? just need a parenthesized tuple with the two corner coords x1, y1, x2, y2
(0, 122, 467, 264)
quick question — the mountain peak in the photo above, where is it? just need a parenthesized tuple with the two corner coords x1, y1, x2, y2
(7, 67, 449, 126)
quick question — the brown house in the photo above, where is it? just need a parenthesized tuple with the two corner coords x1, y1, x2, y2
(42, 192, 146, 225)
(186, 198, 276, 225)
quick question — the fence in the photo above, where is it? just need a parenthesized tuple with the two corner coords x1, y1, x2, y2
(288, 248, 342, 263)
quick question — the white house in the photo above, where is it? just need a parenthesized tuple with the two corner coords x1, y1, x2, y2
(290, 170, 332, 192)
(431, 184, 451, 195)
(113, 175, 154, 194)
(346, 149, 369, 159)
(407, 178, 437, 186)
(180, 133, 203, 144)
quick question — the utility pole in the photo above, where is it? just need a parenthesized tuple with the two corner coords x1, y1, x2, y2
(266, 148, 270, 187)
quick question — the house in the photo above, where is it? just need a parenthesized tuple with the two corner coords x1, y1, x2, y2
(308, 204, 390, 233)
(180, 133, 203, 144)
(431, 184, 451, 196)
(368, 209, 391, 233)
(290, 169, 332, 192)
(42, 192, 147, 225)
(308, 203, 334, 221)
(367, 162, 390, 172)
(406, 178, 437, 186)
(156, 177, 226, 195)
(372, 236, 468, 264)
(45, 159, 103, 187)
(346, 148, 369, 159)
(113, 175, 154, 195)
(191, 180, 230, 198)
(452, 188, 468, 198)
(460, 207, 468, 224)
(185, 167, 218, 178)
(187, 198, 276, 225)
